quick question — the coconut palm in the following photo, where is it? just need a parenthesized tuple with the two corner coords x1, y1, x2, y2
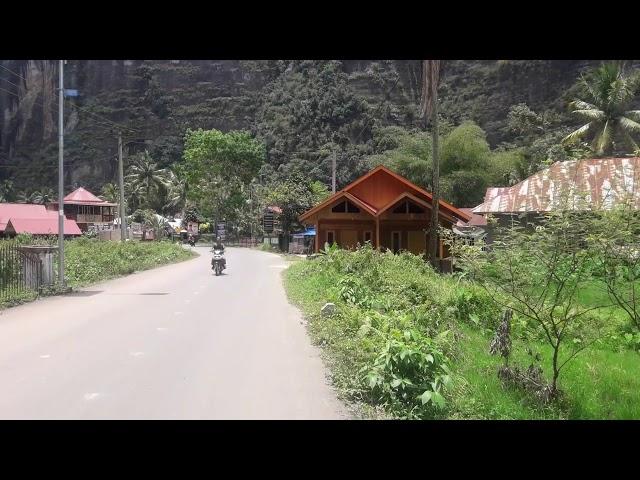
(164, 173, 188, 215)
(30, 187, 55, 204)
(100, 183, 119, 203)
(563, 62, 640, 156)
(124, 180, 145, 213)
(0, 179, 14, 202)
(15, 190, 31, 204)
(125, 151, 170, 208)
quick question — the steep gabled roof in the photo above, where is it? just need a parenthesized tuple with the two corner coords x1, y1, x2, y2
(299, 165, 471, 222)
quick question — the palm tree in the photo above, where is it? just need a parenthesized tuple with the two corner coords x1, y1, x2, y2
(164, 173, 188, 215)
(100, 183, 119, 203)
(16, 190, 31, 204)
(30, 187, 55, 204)
(563, 62, 640, 156)
(0, 179, 14, 202)
(421, 60, 442, 269)
(125, 151, 170, 208)
(124, 180, 145, 213)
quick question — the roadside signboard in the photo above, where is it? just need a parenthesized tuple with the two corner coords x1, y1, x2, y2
(216, 221, 226, 239)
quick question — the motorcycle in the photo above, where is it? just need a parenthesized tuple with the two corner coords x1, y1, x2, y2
(211, 248, 225, 276)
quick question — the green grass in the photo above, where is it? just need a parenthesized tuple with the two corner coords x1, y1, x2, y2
(64, 238, 196, 287)
(282, 246, 640, 420)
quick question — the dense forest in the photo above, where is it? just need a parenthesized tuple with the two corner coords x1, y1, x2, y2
(1, 60, 638, 217)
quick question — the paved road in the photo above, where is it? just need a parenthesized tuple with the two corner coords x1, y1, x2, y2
(0, 247, 349, 419)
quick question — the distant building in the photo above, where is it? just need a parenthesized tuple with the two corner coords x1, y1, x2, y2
(0, 203, 81, 237)
(473, 157, 640, 227)
(4, 217, 82, 236)
(46, 187, 117, 232)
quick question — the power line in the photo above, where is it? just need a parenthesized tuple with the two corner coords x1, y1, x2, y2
(0, 65, 139, 134)
(0, 75, 23, 90)
(0, 84, 137, 138)
(0, 63, 27, 82)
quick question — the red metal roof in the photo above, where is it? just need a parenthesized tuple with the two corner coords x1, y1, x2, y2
(48, 187, 117, 206)
(473, 157, 640, 214)
(456, 208, 487, 227)
(0, 203, 50, 231)
(5, 217, 82, 236)
(65, 187, 103, 203)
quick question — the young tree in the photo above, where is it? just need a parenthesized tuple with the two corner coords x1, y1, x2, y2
(449, 209, 610, 397)
(588, 202, 640, 333)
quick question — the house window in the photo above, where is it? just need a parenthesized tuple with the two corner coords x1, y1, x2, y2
(408, 202, 425, 213)
(331, 200, 360, 213)
(392, 231, 401, 253)
(327, 230, 335, 245)
(332, 201, 346, 212)
(364, 231, 373, 243)
(393, 201, 407, 213)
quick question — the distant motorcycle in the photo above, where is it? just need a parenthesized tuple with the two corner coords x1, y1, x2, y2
(211, 248, 225, 276)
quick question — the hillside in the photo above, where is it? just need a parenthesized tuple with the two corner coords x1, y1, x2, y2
(0, 60, 616, 193)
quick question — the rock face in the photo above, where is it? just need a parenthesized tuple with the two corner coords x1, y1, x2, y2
(0, 59, 619, 191)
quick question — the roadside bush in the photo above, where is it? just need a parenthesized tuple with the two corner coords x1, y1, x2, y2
(359, 325, 453, 419)
(64, 239, 195, 287)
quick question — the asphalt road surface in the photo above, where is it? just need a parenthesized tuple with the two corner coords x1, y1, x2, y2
(0, 246, 349, 419)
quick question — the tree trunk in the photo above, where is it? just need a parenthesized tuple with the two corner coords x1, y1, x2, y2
(551, 342, 560, 396)
(428, 90, 440, 270)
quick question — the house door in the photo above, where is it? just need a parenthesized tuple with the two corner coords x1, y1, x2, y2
(341, 230, 358, 250)
(391, 231, 401, 253)
(408, 230, 425, 255)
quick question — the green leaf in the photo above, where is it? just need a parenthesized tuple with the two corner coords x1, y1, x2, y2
(425, 353, 434, 363)
(431, 391, 446, 409)
(420, 390, 433, 405)
(391, 378, 402, 388)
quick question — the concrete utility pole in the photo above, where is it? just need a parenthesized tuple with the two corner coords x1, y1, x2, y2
(331, 151, 336, 194)
(57, 60, 65, 287)
(118, 132, 127, 241)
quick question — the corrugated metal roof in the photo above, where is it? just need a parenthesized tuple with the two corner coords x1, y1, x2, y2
(6, 217, 82, 235)
(457, 208, 487, 226)
(0, 203, 50, 231)
(64, 187, 104, 203)
(473, 157, 640, 214)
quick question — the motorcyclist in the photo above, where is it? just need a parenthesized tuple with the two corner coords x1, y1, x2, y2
(212, 236, 226, 270)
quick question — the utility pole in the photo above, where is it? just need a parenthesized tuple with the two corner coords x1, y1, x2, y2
(118, 132, 127, 241)
(331, 151, 336, 194)
(57, 60, 65, 287)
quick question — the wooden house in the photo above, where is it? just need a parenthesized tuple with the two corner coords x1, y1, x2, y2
(299, 165, 471, 258)
(47, 187, 117, 233)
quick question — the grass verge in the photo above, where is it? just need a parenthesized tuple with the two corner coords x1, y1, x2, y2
(282, 245, 640, 419)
